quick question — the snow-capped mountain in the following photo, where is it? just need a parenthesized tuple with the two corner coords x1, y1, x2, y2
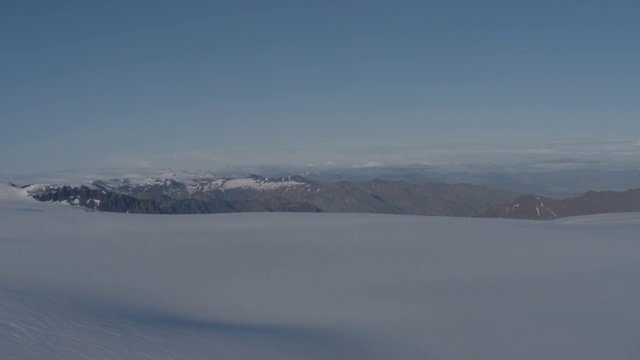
(20, 183, 163, 213)
(17, 174, 517, 216)
(17, 173, 640, 219)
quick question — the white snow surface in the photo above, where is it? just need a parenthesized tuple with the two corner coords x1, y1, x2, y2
(1, 182, 640, 359)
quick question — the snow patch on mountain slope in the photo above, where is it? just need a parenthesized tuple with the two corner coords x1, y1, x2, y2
(218, 178, 306, 191)
(92, 175, 308, 194)
(181, 177, 307, 194)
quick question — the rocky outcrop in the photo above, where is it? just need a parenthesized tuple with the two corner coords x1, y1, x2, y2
(27, 185, 163, 214)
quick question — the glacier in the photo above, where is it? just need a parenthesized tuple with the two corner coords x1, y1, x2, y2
(1, 182, 640, 359)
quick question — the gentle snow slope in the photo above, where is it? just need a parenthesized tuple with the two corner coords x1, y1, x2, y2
(1, 183, 640, 359)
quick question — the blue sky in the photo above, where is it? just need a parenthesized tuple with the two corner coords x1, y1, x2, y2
(2, 0, 639, 174)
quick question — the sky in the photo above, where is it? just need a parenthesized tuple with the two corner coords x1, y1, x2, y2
(1, 0, 639, 175)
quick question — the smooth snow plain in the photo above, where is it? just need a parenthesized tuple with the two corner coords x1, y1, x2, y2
(1, 183, 640, 360)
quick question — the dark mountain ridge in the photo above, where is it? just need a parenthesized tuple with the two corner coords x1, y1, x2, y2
(479, 188, 640, 220)
(17, 175, 640, 219)
(21, 175, 516, 217)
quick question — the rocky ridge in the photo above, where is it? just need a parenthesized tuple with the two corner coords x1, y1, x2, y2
(19, 175, 516, 217)
(478, 188, 640, 219)
(17, 175, 640, 219)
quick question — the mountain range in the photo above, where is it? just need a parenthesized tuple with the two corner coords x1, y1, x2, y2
(14, 174, 640, 220)
(18, 175, 515, 217)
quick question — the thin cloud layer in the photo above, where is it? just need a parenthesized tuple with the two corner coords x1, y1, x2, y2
(101, 139, 640, 173)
